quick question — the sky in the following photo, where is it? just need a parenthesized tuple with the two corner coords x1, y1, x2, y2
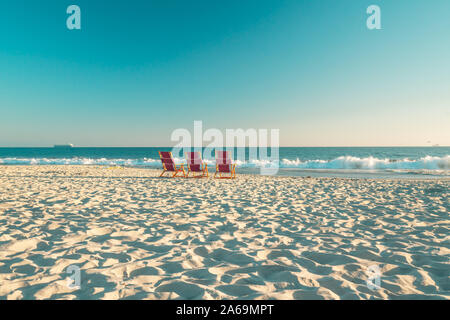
(0, 0, 449, 147)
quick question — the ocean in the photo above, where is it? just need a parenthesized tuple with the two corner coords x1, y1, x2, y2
(0, 147, 449, 179)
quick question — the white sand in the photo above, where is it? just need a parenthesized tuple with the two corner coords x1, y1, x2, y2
(0, 165, 448, 300)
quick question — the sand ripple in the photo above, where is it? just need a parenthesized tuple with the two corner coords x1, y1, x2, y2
(0, 165, 448, 299)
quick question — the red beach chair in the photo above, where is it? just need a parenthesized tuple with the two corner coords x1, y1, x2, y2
(186, 152, 209, 178)
(158, 151, 186, 178)
(214, 150, 236, 179)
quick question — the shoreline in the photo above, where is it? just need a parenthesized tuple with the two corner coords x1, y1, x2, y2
(1, 164, 449, 181)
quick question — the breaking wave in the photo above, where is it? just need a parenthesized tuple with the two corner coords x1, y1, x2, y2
(0, 155, 449, 170)
(279, 155, 450, 170)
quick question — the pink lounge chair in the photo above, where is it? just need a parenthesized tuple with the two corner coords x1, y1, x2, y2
(214, 150, 236, 179)
(158, 151, 186, 178)
(186, 152, 209, 178)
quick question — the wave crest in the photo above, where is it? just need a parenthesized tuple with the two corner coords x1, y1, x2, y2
(280, 155, 450, 170)
(0, 155, 448, 170)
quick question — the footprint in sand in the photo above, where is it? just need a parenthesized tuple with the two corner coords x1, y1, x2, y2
(155, 281, 204, 299)
(210, 248, 254, 266)
(129, 266, 159, 278)
(302, 252, 357, 266)
(216, 284, 258, 297)
(183, 268, 216, 280)
(257, 265, 300, 286)
(159, 262, 184, 274)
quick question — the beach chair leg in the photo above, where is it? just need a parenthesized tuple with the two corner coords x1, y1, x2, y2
(160, 170, 166, 177)
(174, 169, 185, 178)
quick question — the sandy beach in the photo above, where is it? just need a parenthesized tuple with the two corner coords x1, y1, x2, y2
(0, 165, 448, 300)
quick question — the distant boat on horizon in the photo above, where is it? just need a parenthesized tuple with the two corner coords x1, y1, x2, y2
(53, 144, 74, 149)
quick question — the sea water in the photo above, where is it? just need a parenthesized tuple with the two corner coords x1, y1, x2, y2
(0, 147, 448, 179)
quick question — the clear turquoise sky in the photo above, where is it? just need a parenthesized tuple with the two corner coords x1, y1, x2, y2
(0, 0, 449, 147)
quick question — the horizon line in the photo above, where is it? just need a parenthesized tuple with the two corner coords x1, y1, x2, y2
(0, 145, 448, 148)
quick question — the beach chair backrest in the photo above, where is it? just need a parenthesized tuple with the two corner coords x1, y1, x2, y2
(216, 150, 232, 165)
(186, 152, 202, 165)
(216, 150, 232, 173)
(159, 151, 176, 171)
(186, 152, 203, 172)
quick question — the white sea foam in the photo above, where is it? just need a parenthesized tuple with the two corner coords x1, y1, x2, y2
(0, 155, 449, 171)
(280, 155, 450, 170)
(0, 157, 160, 167)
